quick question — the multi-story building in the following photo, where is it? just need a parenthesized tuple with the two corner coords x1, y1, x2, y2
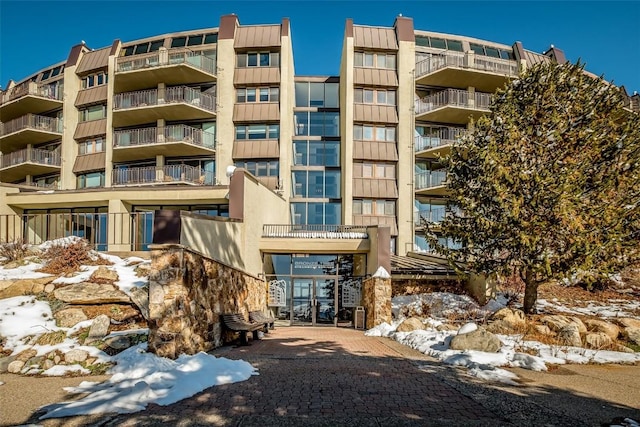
(2, 14, 635, 325)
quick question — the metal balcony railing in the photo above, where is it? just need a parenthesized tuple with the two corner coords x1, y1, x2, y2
(0, 114, 62, 136)
(415, 171, 447, 190)
(262, 224, 370, 239)
(116, 48, 216, 75)
(113, 86, 216, 112)
(415, 89, 491, 115)
(414, 127, 466, 152)
(0, 81, 63, 105)
(0, 148, 61, 169)
(112, 164, 208, 186)
(414, 208, 447, 225)
(113, 125, 216, 149)
(415, 51, 518, 78)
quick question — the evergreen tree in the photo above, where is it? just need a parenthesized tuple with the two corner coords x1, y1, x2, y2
(428, 61, 640, 314)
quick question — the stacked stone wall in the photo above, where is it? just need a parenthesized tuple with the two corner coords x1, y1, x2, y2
(362, 277, 391, 329)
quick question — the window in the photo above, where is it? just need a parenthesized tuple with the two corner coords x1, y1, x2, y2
(236, 87, 279, 103)
(353, 199, 396, 216)
(235, 124, 279, 140)
(293, 140, 339, 166)
(469, 43, 514, 60)
(415, 36, 464, 52)
(294, 112, 339, 137)
(79, 104, 106, 122)
(354, 88, 396, 105)
(291, 202, 341, 225)
(295, 81, 339, 108)
(78, 137, 105, 155)
(292, 170, 340, 198)
(353, 124, 396, 142)
(360, 162, 395, 179)
(122, 40, 165, 56)
(354, 51, 396, 69)
(81, 71, 108, 89)
(235, 160, 279, 177)
(76, 171, 105, 188)
(236, 51, 280, 68)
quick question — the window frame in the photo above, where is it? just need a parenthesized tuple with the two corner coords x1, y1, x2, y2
(353, 124, 396, 142)
(235, 124, 280, 140)
(354, 51, 397, 70)
(354, 88, 396, 106)
(236, 51, 280, 68)
(78, 137, 105, 155)
(236, 86, 280, 103)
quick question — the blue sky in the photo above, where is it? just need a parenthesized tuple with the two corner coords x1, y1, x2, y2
(1, 1, 639, 92)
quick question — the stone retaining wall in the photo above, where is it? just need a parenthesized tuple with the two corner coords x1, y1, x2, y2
(148, 245, 266, 359)
(362, 277, 391, 329)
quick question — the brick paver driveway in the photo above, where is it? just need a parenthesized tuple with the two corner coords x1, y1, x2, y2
(106, 327, 504, 426)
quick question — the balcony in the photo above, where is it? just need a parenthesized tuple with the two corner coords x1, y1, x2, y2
(112, 164, 212, 186)
(0, 82, 63, 122)
(415, 171, 449, 196)
(415, 52, 518, 92)
(0, 114, 62, 153)
(415, 127, 466, 159)
(414, 207, 447, 227)
(115, 48, 217, 92)
(0, 148, 61, 183)
(112, 86, 216, 127)
(415, 89, 490, 124)
(113, 125, 216, 162)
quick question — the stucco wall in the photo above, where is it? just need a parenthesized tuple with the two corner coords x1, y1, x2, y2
(148, 245, 267, 359)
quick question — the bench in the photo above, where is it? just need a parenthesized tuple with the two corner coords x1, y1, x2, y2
(249, 310, 276, 333)
(221, 313, 263, 345)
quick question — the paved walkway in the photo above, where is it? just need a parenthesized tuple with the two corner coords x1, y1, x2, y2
(17, 327, 640, 427)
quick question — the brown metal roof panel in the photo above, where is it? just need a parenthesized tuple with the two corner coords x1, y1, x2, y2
(76, 47, 110, 74)
(72, 152, 106, 173)
(232, 139, 279, 159)
(233, 67, 281, 85)
(233, 103, 280, 121)
(75, 86, 108, 107)
(235, 25, 281, 48)
(74, 119, 107, 140)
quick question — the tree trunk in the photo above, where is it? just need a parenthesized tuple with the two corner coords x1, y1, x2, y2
(522, 269, 539, 314)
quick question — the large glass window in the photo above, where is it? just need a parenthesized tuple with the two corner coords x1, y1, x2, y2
(235, 124, 279, 140)
(415, 36, 464, 52)
(354, 88, 396, 106)
(353, 124, 395, 142)
(294, 112, 339, 136)
(79, 104, 107, 122)
(76, 171, 105, 188)
(293, 140, 339, 166)
(295, 82, 339, 108)
(292, 170, 340, 198)
(291, 202, 341, 225)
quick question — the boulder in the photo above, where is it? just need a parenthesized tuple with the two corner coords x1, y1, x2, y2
(396, 317, 425, 332)
(583, 319, 620, 340)
(491, 307, 526, 327)
(54, 308, 88, 328)
(0, 276, 56, 299)
(42, 359, 55, 370)
(617, 318, 640, 329)
(450, 327, 502, 352)
(534, 324, 553, 336)
(585, 332, 613, 349)
(54, 283, 131, 305)
(541, 315, 587, 334)
(44, 283, 56, 293)
(0, 355, 17, 373)
(623, 327, 640, 346)
(85, 314, 110, 344)
(557, 325, 582, 347)
(129, 286, 150, 320)
(105, 335, 131, 350)
(64, 349, 89, 364)
(7, 360, 25, 373)
(15, 348, 37, 362)
(89, 266, 119, 283)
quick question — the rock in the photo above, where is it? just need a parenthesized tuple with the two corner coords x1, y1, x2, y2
(450, 327, 502, 352)
(54, 283, 131, 305)
(44, 283, 56, 293)
(89, 266, 119, 283)
(0, 276, 56, 299)
(436, 324, 458, 332)
(541, 315, 587, 334)
(129, 286, 150, 320)
(15, 349, 37, 362)
(85, 314, 110, 344)
(534, 325, 553, 336)
(396, 317, 425, 332)
(42, 359, 55, 370)
(25, 356, 44, 369)
(557, 325, 582, 347)
(105, 336, 131, 350)
(486, 320, 519, 334)
(614, 344, 636, 353)
(585, 332, 613, 349)
(79, 304, 139, 322)
(54, 308, 88, 328)
(0, 355, 17, 373)
(584, 319, 620, 340)
(7, 360, 25, 373)
(617, 318, 640, 329)
(458, 323, 478, 335)
(64, 349, 89, 364)
(623, 327, 640, 346)
(491, 307, 526, 327)
(53, 355, 61, 364)
(85, 357, 97, 365)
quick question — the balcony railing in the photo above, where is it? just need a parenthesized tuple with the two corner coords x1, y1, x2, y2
(114, 125, 216, 149)
(0, 114, 62, 136)
(262, 224, 370, 239)
(0, 148, 61, 169)
(415, 171, 447, 190)
(415, 51, 518, 79)
(414, 207, 447, 225)
(1, 81, 63, 105)
(415, 89, 491, 115)
(113, 86, 216, 112)
(112, 164, 209, 186)
(116, 48, 216, 75)
(414, 127, 466, 152)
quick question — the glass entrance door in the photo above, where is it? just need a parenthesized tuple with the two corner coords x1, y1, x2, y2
(291, 278, 337, 326)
